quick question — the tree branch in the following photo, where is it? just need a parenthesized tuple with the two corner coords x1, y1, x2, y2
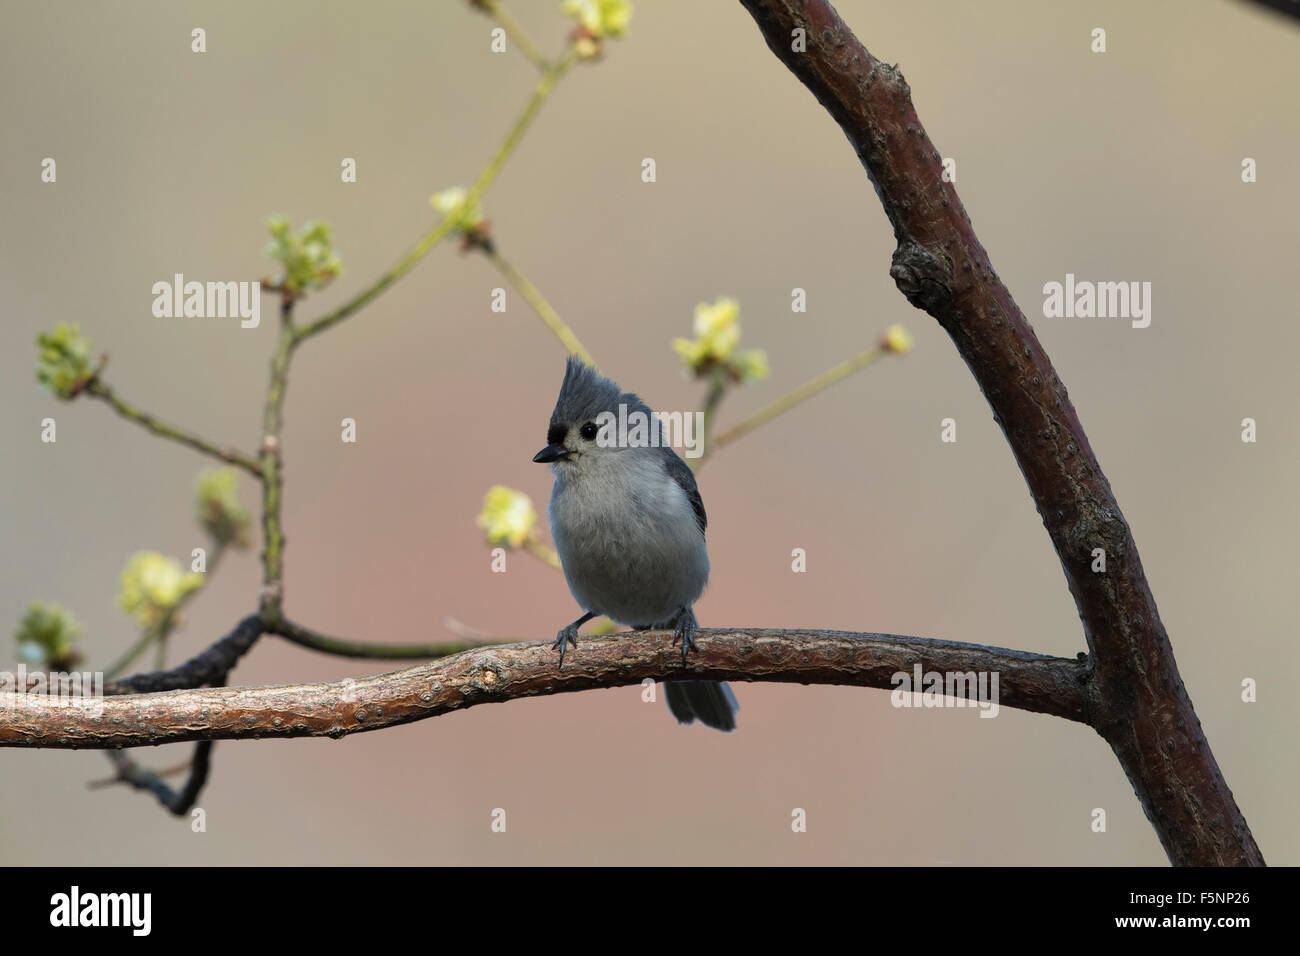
(84, 381, 261, 476)
(707, 344, 884, 457)
(102, 614, 264, 696)
(268, 615, 505, 659)
(258, 300, 295, 616)
(292, 48, 577, 344)
(473, 0, 552, 71)
(481, 245, 597, 365)
(736, 0, 1262, 865)
(1, 629, 1086, 748)
(101, 740, 214, 815)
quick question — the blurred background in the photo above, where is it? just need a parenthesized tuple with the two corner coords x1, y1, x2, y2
(2, 0, 1296, 865)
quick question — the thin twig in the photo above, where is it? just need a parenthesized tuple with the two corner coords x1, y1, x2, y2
(690, 368, 729, 472)
(706, 346, 883, 458)
(269, 616, 506, 659)
(104, 627, 162, 682)
(101, 741, 214, 815)
(84, 381, 260, 476)
(522, 534, 562, 569)
(258, 300, 295, 618)
(482, 246, 597, 365)
(293, 48, 578, 344)
(442, 616, 495, 641)
(475, 0, 551, 71)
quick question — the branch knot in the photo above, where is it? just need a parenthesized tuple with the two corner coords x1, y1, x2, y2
(889, 240, 952, 316)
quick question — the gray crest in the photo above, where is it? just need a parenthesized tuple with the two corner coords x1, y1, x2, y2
(549, 355, 657, 429)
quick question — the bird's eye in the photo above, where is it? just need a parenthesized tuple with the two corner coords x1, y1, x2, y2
(579, 422, 599, 441)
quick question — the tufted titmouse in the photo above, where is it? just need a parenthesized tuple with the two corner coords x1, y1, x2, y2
(532, 356, 739, 732)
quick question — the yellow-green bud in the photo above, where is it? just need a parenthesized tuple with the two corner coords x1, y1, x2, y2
(476, 486, 537, 549)
(265, 216, 343, 294)
(15, 602, 83, 667)
(36, 323, 97, 400)
(562, 0, 633, 39)
(881, 324, 914, 355)
(118, 552, 203, 630)
(195, 467, 253, 549)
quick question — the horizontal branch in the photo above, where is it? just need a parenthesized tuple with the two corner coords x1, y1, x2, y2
(0, 629, 1088, 748)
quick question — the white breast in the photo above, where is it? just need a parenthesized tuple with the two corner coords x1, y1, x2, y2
(548, 450, 709, 627)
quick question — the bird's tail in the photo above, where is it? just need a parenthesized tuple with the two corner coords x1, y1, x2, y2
(664, 680, 739, 732)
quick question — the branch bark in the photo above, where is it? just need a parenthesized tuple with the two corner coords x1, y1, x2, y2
(0, 629, 1086, 748)
(735, 0, 1261, 865)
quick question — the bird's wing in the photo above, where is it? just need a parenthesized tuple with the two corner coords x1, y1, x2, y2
(663, 451, 707, 537)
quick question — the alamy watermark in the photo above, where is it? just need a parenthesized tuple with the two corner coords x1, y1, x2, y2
(594, 404, 705, 459)
(890, 664, 1000, 718)
(49, 886, 151, 936)
(152, 274, 260, 328)
(1042, 273, 1151, 328)
(1, 665, 105, 717)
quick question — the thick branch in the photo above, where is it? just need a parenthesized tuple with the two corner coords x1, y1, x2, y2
(0, 629, 1086, 748)
(736, 0, 1261, 865)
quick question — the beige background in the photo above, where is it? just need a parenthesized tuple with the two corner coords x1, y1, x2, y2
(2, 0, 1296, 865)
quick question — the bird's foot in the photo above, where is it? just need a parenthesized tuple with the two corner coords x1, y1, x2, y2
(552, 625, 579, 669)
(671, 607, 698, 667)
(552, 611, 594, 669)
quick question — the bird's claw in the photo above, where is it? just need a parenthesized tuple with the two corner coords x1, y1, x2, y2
(552, 626, 579, 668)
(670, 608, 698, 667)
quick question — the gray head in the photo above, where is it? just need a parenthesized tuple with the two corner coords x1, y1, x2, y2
(532, 356, 661, 468)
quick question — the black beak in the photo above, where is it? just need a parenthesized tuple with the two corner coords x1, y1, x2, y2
(532, 444, 570, 463)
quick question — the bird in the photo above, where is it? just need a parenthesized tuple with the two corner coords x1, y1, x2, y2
(532, 355, 739, 731)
